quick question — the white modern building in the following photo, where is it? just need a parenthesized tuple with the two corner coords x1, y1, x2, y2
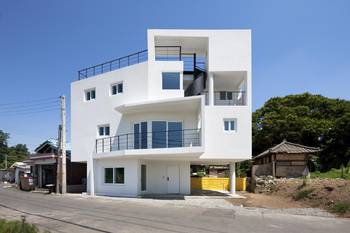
(71, 29, 252, 197)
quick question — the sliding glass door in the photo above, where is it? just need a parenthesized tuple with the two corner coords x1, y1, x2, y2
(151, 121, 183, 148)
(168, 122, 183, 148)
(152, 121, 167, 148)
(134, 122, 148, 149)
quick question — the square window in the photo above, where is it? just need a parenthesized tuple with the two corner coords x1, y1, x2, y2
(85, 89, 96, 101)
(162, 72, 180, 90)
(98, 125, 110, 136)
(104, 168, 113, 183)
(111, 82, 123, 95)
(114, 168, 125, 184)
(224, 119, 236, 132)
(227, 92, 233, 100)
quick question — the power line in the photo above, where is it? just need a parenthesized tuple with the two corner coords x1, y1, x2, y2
(0, 107, 60, 117)
(0, 101, 60, 113)
(0, 99, 60, 110)
(0, 97, 59, 107)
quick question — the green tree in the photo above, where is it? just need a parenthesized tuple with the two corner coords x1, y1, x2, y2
(253, 93, 350, 171)
(0, 130, 29, 169)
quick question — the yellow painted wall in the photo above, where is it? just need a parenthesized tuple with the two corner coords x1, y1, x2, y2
(191, 177, 246, 191)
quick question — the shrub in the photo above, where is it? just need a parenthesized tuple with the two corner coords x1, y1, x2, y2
(0, 218, 44, 233)
(293, 188, 315, 201)
(330, 202, 350, 215)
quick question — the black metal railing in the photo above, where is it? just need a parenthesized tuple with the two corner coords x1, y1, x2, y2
(78, 49, 148, 80)
(155, 46, 206, 72)
(95, 129, 201, 154)
(203, 91, 246, 106)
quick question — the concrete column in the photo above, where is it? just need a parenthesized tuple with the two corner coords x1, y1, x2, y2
(88, 155, 95, 196)
(208, 72, 214, 106)
(229, 163, 236, 195)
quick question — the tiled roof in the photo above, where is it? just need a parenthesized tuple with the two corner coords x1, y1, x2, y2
(254, 140, 321, 160)
(34, 139, 71, 153)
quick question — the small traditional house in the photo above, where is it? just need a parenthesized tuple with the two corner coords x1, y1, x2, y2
(29, 139, 86, 193)
(253, 140, 320, 177)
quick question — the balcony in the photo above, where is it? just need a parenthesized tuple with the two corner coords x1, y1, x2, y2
(203, 91, 246, 106)
(95, 129, 201, 154)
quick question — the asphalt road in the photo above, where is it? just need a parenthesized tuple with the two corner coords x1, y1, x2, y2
(0, 184, 349, 233)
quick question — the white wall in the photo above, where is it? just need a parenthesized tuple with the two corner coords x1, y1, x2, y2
(71, 62, 148, 162)
(142, 160, 190, 194)
(94, 158, 139, 196)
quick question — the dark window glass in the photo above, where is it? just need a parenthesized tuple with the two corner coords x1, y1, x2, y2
(112, 85, 117, 95)
(99, 127, 104, 136)
(224, 121, 229, 131)
(118, 83, 123, 93)
(230, 121, 235, 131)
(105, 126, 110, 136)
(104, 168, 113, 183)
(162, 72, 180, 90)
(91, 90, 96, 99)
(152, 121, 166, 148)
(141, 165, 146, 191)
(168, 122, 182, 148)
(227, 92, 233, 100)
(114, 168, 125, 184)
(220, 92, 226, 100)
(141, 122, 148, 149)
(86, 92, 91, 101)
(134, 123, 140, 149)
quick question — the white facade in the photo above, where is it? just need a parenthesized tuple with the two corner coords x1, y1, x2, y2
(71, 29, 252, 197)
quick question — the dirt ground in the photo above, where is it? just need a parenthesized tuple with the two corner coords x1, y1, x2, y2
(227, 178, 350, 217)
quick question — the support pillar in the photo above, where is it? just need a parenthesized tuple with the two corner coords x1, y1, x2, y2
(229, 163, 236, 195)
(208, 72, 214, 106)
(88, 155, 95, 196)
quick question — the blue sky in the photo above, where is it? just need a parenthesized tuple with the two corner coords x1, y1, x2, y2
(0, 0, 349, 151)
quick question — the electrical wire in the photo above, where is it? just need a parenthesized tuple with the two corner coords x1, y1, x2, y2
(0, 97, 59, 106)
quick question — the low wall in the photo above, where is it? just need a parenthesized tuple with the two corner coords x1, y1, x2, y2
(252, 163, 273, 176)
(191, 177, 246, 191)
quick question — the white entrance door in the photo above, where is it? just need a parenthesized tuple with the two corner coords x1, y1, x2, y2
(167, 166, 180, 194)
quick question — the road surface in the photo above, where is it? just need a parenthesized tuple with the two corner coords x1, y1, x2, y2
(0, 184, 349, 233)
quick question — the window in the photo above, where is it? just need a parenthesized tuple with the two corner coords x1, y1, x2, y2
(85, 89, 96, 101)
(152, 121, 167, 148)
(220, 91, 233, 100)
(114, 168, 125, 184)
(104, 167, 125, 184)
(134, 122, 148, 149)
(104, 168, 113, 183)
(98, 125, 110, 137)
(111, 82, 123, 95)
(162, 72, 180, 90)
(168, 122, 183, 148)
(224, 119, 236, 132)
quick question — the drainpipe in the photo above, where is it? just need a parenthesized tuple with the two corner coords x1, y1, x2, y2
(229, 163, 236, 195)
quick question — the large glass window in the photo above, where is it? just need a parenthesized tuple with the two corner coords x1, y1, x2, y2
(134, 122, 148, 149)
(104, 168, 113, 183)
(162, 72, 180, 90)
(168, 122, 183, 148)
(114, 168, 125, 184)
(152, 121, 166, 148)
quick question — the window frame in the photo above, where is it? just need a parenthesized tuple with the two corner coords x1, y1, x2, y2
(103, 167, 125, 185)
(223, 119, 237, 133)
(111, 82, 123, 96)
(85, 88, 96, 101)
(162, 72, 180, 90)
(98, 125, 110, 137)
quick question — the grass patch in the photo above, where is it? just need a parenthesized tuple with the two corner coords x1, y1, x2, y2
(0, 218, 46, 233)
(293, 188, 315, 201)
(330, 202, 350, 215)
(311, 168, 350, 180)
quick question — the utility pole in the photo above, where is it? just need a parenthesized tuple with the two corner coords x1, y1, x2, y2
(60, 95, 67, 194)
(56, 125, 62, 193)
